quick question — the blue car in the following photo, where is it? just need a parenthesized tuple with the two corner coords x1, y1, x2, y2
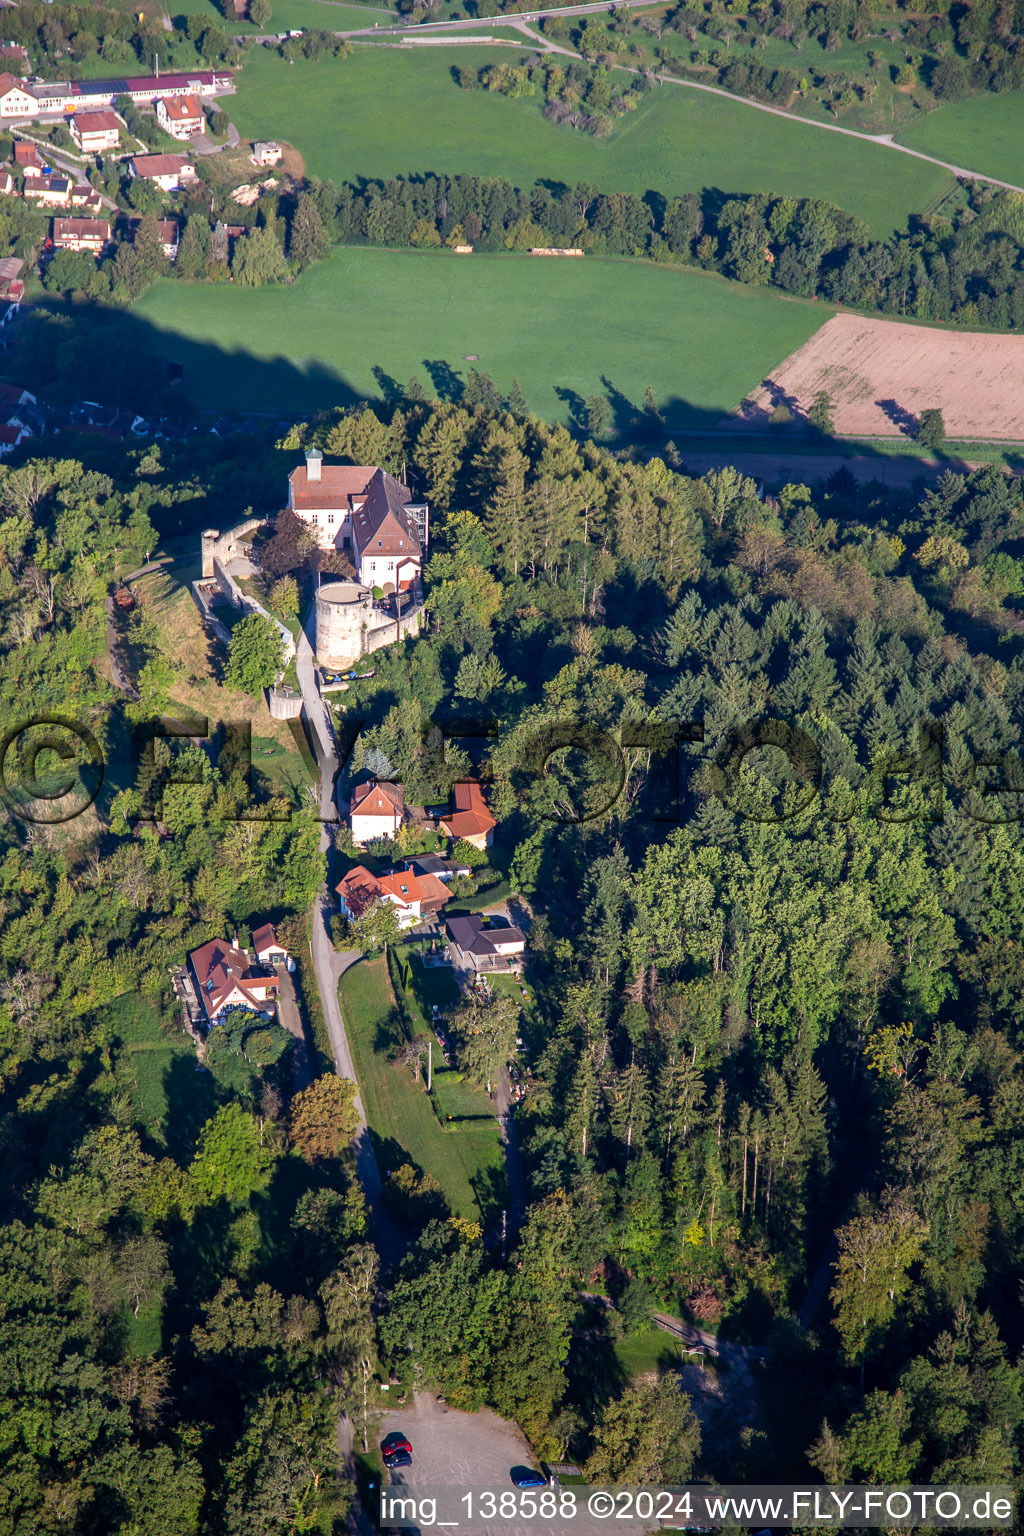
(510, 1467, 546, 1489)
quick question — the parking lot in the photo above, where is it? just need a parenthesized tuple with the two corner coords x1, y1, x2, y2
(376, 1392, 656, 1536)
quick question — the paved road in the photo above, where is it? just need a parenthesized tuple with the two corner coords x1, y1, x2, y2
(296, 607, 404, 1262)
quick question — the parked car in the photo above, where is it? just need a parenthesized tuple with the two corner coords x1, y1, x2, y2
(381, 1433, 412, 1468)
(510, 1467, 546, 1489)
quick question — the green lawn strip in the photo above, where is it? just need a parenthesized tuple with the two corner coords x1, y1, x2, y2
(896, 92, 1024, 190)
(167, 0, 394, 33)
(228, 45, 950, 236)
(613, 1325, 684, 1379)
(339, 955, 503, 1222)
(136, 246, 831, 429)
(107, 991, 197, 1150)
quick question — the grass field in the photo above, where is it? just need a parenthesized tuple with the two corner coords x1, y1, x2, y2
(339, 955, 505, 1224)
(228, 46, 952, 236)
(897, 93, 1024, 188)
(135, 246, 832, 427)
(168, 0, 395, 33)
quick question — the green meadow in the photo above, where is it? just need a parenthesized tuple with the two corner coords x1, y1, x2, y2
(228, 45, 952, 237)
(897, 92, 1024, 189)
(134, 246, 831, 425)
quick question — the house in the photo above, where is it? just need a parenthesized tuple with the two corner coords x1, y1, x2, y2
(446, 913, 526, 972)
(350, 779, 404, 846)
(24, 175, 71, 207)
(13, 141, 40, 175)
(287, 450, 429, 594)
(70, 187, 104, 214)
(156, 218, 180, 260)
(129, 153, 196, 192)
(188, 934, 281, 1025)
(52, 216, 112, 254)
(0, 421, 27, 455)
(0, 46, 30, 69)
(156, 93, 204, 140)
(336, 864, 450, 929)
(252, 922, 289, 966)
(0, 170, 13, 197)
(0, 73, 37, 119)
(70, 110, 121, 153)
(438, 781, 496, 850)
(252, 140, 282, 166)
(0, 382, 35, 410)
(402, 853, 472, 883)
(0, 258, 23, 296)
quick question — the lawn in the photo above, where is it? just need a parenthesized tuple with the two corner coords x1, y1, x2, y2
(107, 991, 214, 1154)
(339, 955, 505, 1225)
(168, 0, 395, 34)
(897, 93, 1024, 188)
(228, 44, 951, 236)
(135, 246, 832, 429)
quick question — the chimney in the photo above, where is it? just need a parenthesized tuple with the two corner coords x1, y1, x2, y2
(305, 447, 322, 484)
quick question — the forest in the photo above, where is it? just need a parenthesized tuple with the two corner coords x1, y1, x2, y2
(3, 397, 1024, 1528)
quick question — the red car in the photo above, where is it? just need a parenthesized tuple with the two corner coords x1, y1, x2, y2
(381, 1434, 412, 1469)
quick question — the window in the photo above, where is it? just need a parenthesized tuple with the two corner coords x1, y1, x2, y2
(377, 539, 382, 548)
(387, 561, 394, 571)
(328, 515, 334, 525)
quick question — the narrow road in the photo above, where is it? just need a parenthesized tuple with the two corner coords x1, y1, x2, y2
(495, 1066, 527, 1240)
(296, 606, 402, 1264)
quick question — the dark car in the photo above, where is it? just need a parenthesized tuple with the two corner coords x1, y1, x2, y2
(510, 1467, 546, 1489)
(381, 1433, 413, 1468)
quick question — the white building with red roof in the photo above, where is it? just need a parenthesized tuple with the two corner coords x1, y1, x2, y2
(288, 450, 428, 595)
(188, 933, 283, 1025)
(438, 781, 496, 850)
(350, 779, 404, 846)
(336, 864, 450, 928)
(156, 93, 204, 139)
(70, 110, 121, 153)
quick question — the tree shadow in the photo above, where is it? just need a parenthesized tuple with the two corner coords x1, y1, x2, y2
(421, 357, 464, 403)
(876, 397, 918, 436)
(161, 1049, 220, 1165)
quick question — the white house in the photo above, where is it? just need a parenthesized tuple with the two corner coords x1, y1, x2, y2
(129, 153, 196, 192)
(287, 450, 428, 596)
(336, 864, 450, 929)
(349, 779, 404, 846)
(251, 922, 289, 966)
(0, 72, 37, 119)
(156, 93, 204, 140)
(188, 934, 281, 1025)
(70, 110, 121, 153)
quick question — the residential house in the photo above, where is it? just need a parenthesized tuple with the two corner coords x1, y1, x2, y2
(156, 93, 204, 139)
(13, 141, 40, 177)
(350, 779, 404, 846)
(156, 218, 180, 260)
(0, 46, 30, 69)
(70, 187, 104, 214)
(52, 216, 112, 254)
(438, 781, 496, 850)
(287, 449, 429, 595)
(0, 73, 37, 118)
(336, 864, 450, 929)
(446, 913, 526, 972)
(0, 257, 23, 295)
(0, 170, 13, 197)
(0, 382, 36, 410)
(70, 110, 121, 153)
(24, 175, 71, 208)
(402, 853, 472, 883)
(252, 141, 282, 166)
(252, 922, 289, 966)
(188, 934, 281, 1025)
(129, 153, 196, 192)
(0, 421, 28, 455)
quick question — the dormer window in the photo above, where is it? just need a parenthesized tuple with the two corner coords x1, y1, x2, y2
(378, 539, 382, 547)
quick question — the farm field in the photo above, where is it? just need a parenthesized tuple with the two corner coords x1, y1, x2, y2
(168, 0, 394, 33)
(135, 246, 831, 425)
(741, 312, 1024, 439)
(897, 92, 1024, 189)
(227, 46, 952, 236)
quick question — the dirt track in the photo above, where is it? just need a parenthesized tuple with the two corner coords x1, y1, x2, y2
(738, 313, 1024, 440)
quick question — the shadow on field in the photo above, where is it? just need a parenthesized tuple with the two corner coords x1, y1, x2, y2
(6, 295, 985, 492)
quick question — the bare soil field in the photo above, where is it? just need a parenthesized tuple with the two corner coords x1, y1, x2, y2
(736, 313, 1024, 439)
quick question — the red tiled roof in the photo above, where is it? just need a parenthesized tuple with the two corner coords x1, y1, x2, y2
(0, 423, 24, 444)
(53, 217, 112, 244)
(13, 142, 38, 166)
(251, 922, 278, 953)
(290, 462, 380, 510)
(73, 110, 120, 132)
(0, 72, 31, 98)
(351, 779, 404, 819)
(335, 865, 385, 916)
(189, 936, 279, 1018)
(131, 153, 192, 178)
(440, 781, 495, 839)
(160, 93, 202, 121)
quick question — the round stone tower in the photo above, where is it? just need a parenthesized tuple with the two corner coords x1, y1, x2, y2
(315, 581, 372, 671)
